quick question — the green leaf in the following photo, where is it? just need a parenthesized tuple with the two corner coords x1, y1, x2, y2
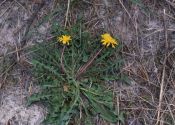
(103, 76, 120, 81)
(27, 93, 51, 106)
(121, 75, 131, 84)
(118, 111, 125, 124)
(90, 99, 117, 123)
(82, 54, 89, 62)
(82, 89, 117, 123)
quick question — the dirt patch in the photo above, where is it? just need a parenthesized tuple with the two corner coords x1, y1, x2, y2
(0, 0, 175, 124)
(0, 86, 45, 125)
(0, 1, 50, 124)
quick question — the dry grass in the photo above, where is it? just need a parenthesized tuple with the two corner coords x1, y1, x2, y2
(66, 1, 175, 124)
(0, 0, 175, 125)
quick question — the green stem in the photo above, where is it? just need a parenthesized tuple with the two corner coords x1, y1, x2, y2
(80, 87, 101, 96)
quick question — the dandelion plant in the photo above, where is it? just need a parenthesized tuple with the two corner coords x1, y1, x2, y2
(28, 23, 125, 125)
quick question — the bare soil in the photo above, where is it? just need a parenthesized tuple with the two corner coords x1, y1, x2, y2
(0, 0, 175, 125)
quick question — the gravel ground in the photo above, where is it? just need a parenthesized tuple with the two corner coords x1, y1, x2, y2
(0, 86, 45, 125)
(0, 0, 175, 125)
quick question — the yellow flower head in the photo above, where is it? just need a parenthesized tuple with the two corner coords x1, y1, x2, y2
(57, 35, 72, 45)
(101, 33, 118, 48)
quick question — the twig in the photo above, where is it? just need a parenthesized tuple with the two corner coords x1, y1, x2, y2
(15, 43, 20, 62)
(0, 46, 29, 59)
(64, 0, 71, 27)
(165, 98, 175, 125)
(165, 0, 175, 9)
(0, 0, 6, 6)
(20, 1, 45, 47)
(0, 62, 16, 89)
(103, 0, 109, 7)
(0, 1, 14, 18)
(14, 0, 27, 11)
(156, 9, 168, 125)
(47, 35, 56, 40)
(16, 14, 21, 62)
(0, 74, 7, 89)
(116, 90, 120, 125)
(118, 0, 136, 29)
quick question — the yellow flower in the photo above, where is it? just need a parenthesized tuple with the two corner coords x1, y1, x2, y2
(101, 33, 118, 48)
(57, 35, 72, 45)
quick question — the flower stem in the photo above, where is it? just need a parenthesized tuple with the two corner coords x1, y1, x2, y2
(61, 46, 66, 73)
(76, 47, 103, 78)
